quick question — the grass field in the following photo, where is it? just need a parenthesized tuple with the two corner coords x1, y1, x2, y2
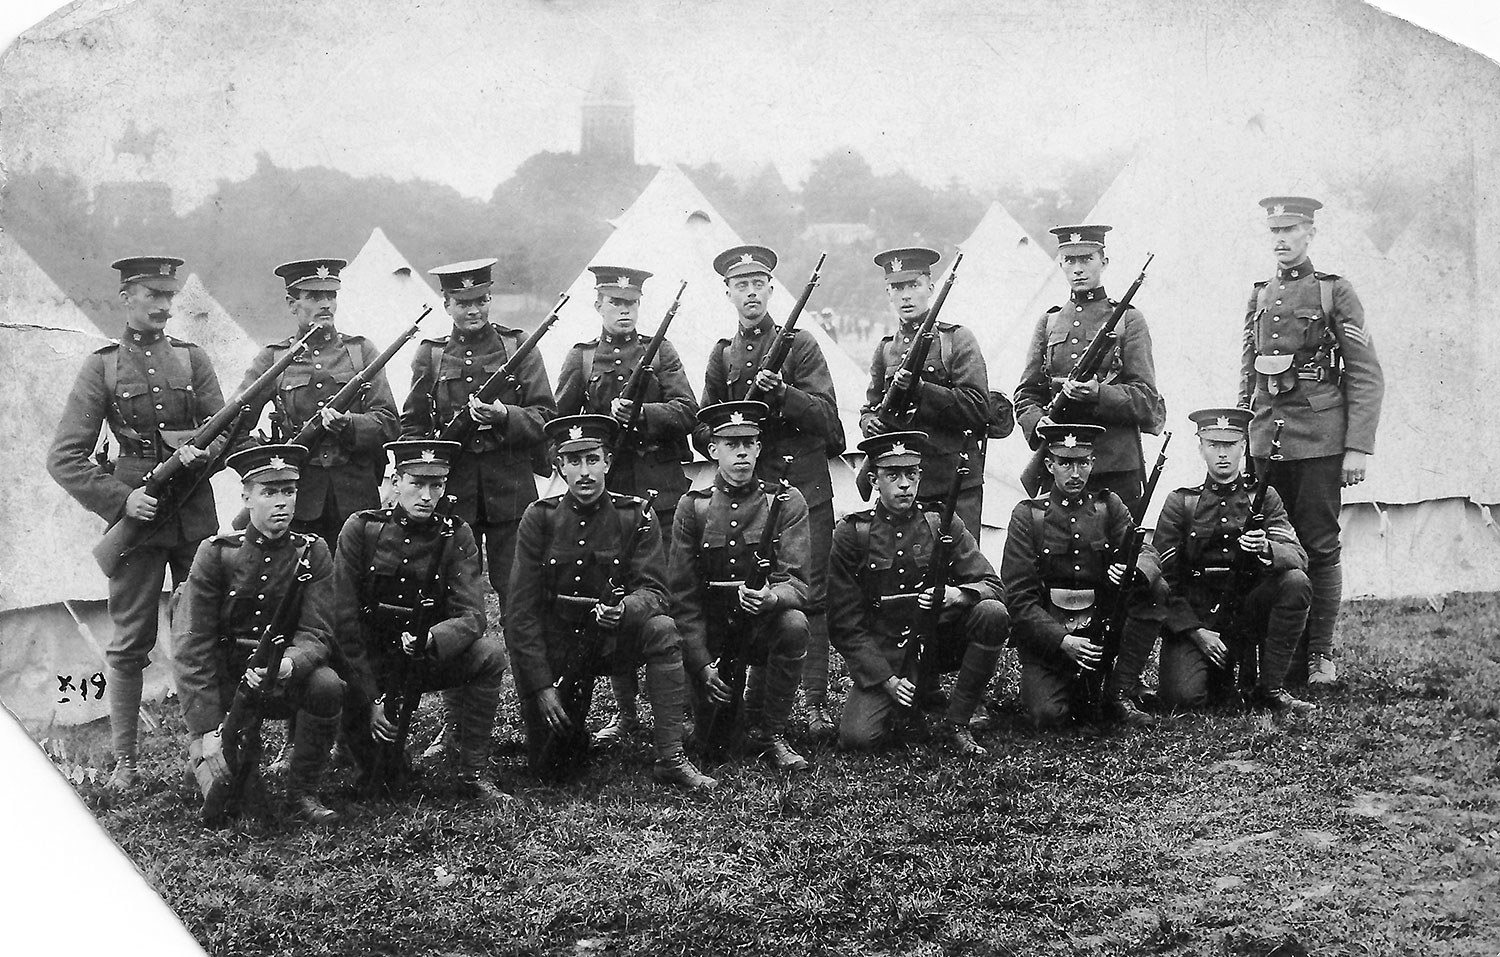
(35, 593, 1500, 956)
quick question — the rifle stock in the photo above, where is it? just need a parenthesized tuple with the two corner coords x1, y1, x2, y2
(876, 250, 964, 421)
(612, 282, 686, 456)
(289, 306, 430, 449)
(743, 253, 826, 405)
(438, 292, 568, 446)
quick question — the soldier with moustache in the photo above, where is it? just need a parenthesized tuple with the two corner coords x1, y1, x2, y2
(1014, 225, 1165, 514)
(554, 266, 697, 749)
(505, 415, 716, 789)
(697, 245, 844, 740)
(673, 401, 813, 772)
(830, 431, 1009, 755)
(331, 440, 509, 804)
(1239, 197, 1384, 687)
(47, 255, 227, 791)
(1001, 423, 1164, 727)
(174, 444, 345, 826)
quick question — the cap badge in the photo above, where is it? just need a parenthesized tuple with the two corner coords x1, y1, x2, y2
(268, 456, 286, 470)
(568, 425, 584, 441)
(1063, 434, 1078, 448)
(1272, 204, 1287, 217)
(615, 276, 629, 287)
(158, 263, 172, 275)
(460, 277, 476, 288)
(420, 449, 437, 463)
(1069, 233, 1082, 244)
(890, 257, 903, 272)
(728, 412, 746, 425)
(738, 253, 755, 265)
(1215, 415, 1231, 429)
(889, 442, 908, 457)
(315, 265, 331, 279)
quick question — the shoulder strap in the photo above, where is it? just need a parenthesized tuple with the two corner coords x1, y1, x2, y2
(427, 341, 444, 426)
(104, 347, 119, 400)
(852, 515, 874, 584)
(577, 342, 598, 413)
(1320, 277, 1335, 324)
(1029, 502, 1046, 560)
(345, 339, 366, 372)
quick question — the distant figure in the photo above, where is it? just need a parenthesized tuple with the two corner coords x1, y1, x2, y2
(819, 306, 839, 342)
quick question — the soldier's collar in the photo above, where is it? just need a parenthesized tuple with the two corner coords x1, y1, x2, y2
(245, 522, 292, 549)
(1054, 493, 1085, 509)
(740, 317, 773, 339)
(566, 491, 607, 515)
(875, 500, 920, 523)
(1277, 259, 1314, 281)
(391, 505, 436, 527)
(898, 310, 930, 333)
(601, 329, 638, 346)
(299, 322, 338, 346)
(715, 474, 761, 499)
(1208, 475, 1245, 495)
(454, 323, 495, 345)
(124, 325, 164, 345)
(1070, 286, 1107, 304)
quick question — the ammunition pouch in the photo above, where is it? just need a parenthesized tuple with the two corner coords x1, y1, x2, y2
(1046, 587, 1096, 634)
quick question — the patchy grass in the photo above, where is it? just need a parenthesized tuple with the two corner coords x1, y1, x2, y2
(39, 593, 1500, 956)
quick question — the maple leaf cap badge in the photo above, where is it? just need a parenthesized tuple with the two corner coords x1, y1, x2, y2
(420, 449, 437, 462)
(1062, 434, 1078, 448)
(316, 265, 331, 279)
(460, 277, 475, 288)
(268, 456, 287, 470)
(889, 441, 908, 456)
(568, 425, 584, 441)
(1272, 204, 1287, 216)
(1069, 233, 1083, 244)
(729, 412, 746, 425)
(890, 257, 903, 272)
(1215, 415, 1231, 429)
(739, 253, 755, 264)
(159, 263, 172, 275)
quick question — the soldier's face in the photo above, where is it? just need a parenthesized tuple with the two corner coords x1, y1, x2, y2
(874, 466, 921, 512)
(243, 479, 297, 537)
(886, 277, 933, 322)
(1046, 453, 1093, 495)
(710, 435, 761, 484)
(119, 283, 175, 331)
(726, 273, 772, 326)
(446, 294, 490, 333)
(1199, 436, 1245, 483)
(395, 472, 446, 519)
(595, 294, 638, 336)
(1271, 223, 1316, 265)
(558, 448, 610, 502)
(289, 289, 338, 328)
(1059, 251, 1107, 291)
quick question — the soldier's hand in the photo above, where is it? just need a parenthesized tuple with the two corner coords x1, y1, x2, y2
(467, 394, 508, 426)
(177, 444, 211, 469)
(1193, 628, 1228, 669)
(1061, 634, 1104, 671)
(400, 630, 430, 658)
(244, 658, 293, 691)
(594, 601, 625, 630)
(1060, 377, 1101, 403)
(883, 675, 916, 707)
(1237, 528, 1269, 556)
(609, 397, 636, 425)
(124, 487, 159, 521)
(1107, 562, 1129, 586)
(197, 728, 230, 783)
(890, 368, 916, 392)
(862, 416, 891, 437)
(738, 582, 776, 616)
(370, 700, 398, 742)
(536, 687, 571, 731)
(700, 665, 732, 705)
(918, 585, 965, 610)
(1342, 450, 1369, 488)
(318, 407, 351, 431)
(753, 369, 785, 398)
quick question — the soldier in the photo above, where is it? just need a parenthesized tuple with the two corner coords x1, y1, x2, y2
(673, 401, 812, 772)
(1239, 197, 1384, 687)
(697, 245, 843, 740)
(174, 444, 345, 826)
(830, 431, 1008, 755)
(555, 265, 697, 749)
(47, 255, 226, 790)
(1001, 423, 1162, 727)
(506, 414, 716, 789)
(235, 257, 399, 547)
(859, 247, 991, 541)
(331, 440, 509, 804)
(1015, 225, 1165, 513)
(1133, 409, 1314, 713)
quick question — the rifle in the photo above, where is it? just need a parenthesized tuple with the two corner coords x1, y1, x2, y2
(92, 325, 320, 577)
(203, 539, 316, 826)
(611, 282, 686, 457)
(700, 460, 793, 762)
(363, 495, 457, 797)
(875, 250, 964, 422)
(535, 491, 657, 782)
(438, 292, 568, 446)
(1080, 431, 1172, 714)
(743, 253, 827, 405)
(288, 306, 430, 449)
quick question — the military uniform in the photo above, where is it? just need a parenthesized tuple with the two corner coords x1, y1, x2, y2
(46, 255, 227, 779)
(830, 432, 1008, 752)
(1015, 225, 1164, 512)
(697, 245, 842, 725)
(1238, 197, 1384, 681)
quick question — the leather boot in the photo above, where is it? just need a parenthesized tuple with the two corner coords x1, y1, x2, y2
(455, 678, 503, 789)
(946, 641, 1003, 727)
(1251, 686, 1316, 715)
(804, 692, 835, 741)
(107, 755, 139, 792)
(1104, 691, 1155, 728)
(593, 672, 641, 748)
(1304, 563, 1343, 684)
(285, 710, 341, 827)
(940, 719, 988, 757)
(645, 661, 717, 789)
(652, 749, 718, 790)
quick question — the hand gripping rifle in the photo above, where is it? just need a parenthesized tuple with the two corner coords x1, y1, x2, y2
(610, 282, 686, 458)
(700, 460, 793, 762)
(93, 325, 320, 577)
(743, 253, 827, 405)
(288, 307, 430, 449)
(1080, 431, 1171, 714)
(202, 539, 316, 825)
(536, 491, 657, 782)
(875, 250, 964, 422)
(363, 495, 457, 797)
(437, 292, 568, 446)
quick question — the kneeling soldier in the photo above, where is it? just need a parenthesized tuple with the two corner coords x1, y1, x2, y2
(174, 444, 344, 826)
(831, 432, 1009, 754)
(506, 414, 715, 789)
(332, 439, 509, 804)
(1142, 408, 1314, 713)
(670, 401, 812, 772)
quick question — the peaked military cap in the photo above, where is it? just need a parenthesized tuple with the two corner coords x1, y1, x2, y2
(226, 443, 308, 483)
(858, 430, 928, 468)
(430, 258, 498, 301)
(1050, 225, 1112, 254)
(275, 258, 348, 293)
(546, 413, 618, 454)
(1190, 407, 1252, 440)
(588, 265, 653, 301)
(385, 439, 461, 477)
(873, 247, 941, 284)
(1037, 421, 1105, 458)
(699, 400, 769, 438)
(713, 244, 777, 280)
(112, 255, 184, 292)
(1259, 196, 1323, 228)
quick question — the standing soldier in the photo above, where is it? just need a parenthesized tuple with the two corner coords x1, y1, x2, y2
(1001, 423, 1162, 727)
(830, 432, 1008, 754)
(860, 247, 991, 541)
(47, 255, 226, 790)
(555, 266, 697, 749)
(506, 415, 716, 789)
(1240, 197, 1384, 687)
(674, 401, 812, 772)
(1015, 225, 1165, 513)
(698, 245, 843, 740)
(331, 440, 509, 804)
(236, 258, 399, 547)
(174, 444, 345, 826)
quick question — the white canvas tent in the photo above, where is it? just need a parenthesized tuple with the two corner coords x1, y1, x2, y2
(0, 230, 96, 335)
(338, 227, 450, 404)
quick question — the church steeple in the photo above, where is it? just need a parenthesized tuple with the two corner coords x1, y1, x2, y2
(581, 61, 634, 165)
